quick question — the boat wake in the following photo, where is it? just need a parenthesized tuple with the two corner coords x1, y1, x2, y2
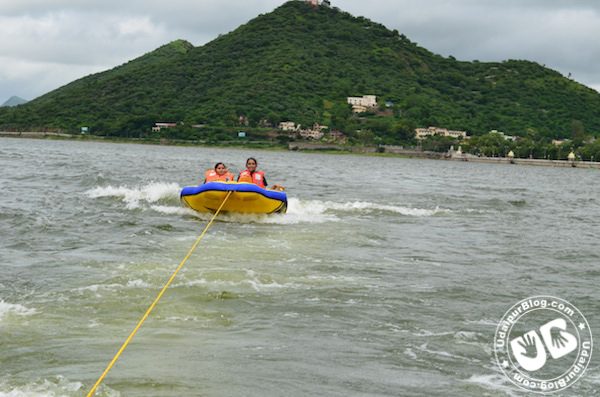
(85, 182, 181, 210)
(292, 199, 451, 217)
(0, 376, 92, 397)
(85, 182, 450, 224)
(0, 299, 37, 321)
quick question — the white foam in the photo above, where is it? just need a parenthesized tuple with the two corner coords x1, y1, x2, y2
(126, 279, 151, 288)
(150, 205, 196, 216)
(331, 201, 450, 216)
(0, 300, 37, 321)
(73, 279, 152, 296)
(0, 377, 84, 397)
(283, 312, 300, 318)
(404, 347, 418, 360)
(466, 318, 499, 327)
(412, 329, 455, 337)
(207, 197, 446, 225)
(85, 181, 180, 209)
(162, 316, 205, 323)
(177, 277, 296, 292)
(454, 330, 480, 342)
(289, 198, 450, 217)
(417, 342, 477, 363)
(73, 283, 123, 294)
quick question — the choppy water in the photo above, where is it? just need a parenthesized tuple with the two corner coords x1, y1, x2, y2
(1, 137, 599, 396)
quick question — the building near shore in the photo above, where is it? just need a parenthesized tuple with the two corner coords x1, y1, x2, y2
(152, 122, 177, 132)
(415, 126, 467, 140)
(489, 129, 517, 141)
(278, 121, 299, 131)
(299, 123, 328, 140)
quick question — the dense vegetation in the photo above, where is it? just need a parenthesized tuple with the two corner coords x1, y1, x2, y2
(1, 0, 600, 148)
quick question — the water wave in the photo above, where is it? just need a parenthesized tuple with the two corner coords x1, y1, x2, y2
(297, 199, 451, 217)
(177, 277, 295, 292)
(0, 376, 113, 397)
(85, 181, 180, 209)
(150, 204, 196, 216)
(86, 182, 450, 222)
(417, 342, 475, 362)
(212, 198, 447, 224)
(72, 279, 153, 297)
(0, 300, 37, 321)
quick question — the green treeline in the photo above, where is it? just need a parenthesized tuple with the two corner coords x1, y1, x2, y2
(1, 1, 600, 148)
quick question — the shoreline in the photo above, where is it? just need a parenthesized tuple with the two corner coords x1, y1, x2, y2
(445, 155, 600, 169)
(0, 131, 287, 150)
(2, 131, 599, 169)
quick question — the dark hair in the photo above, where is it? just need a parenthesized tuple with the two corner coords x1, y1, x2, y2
(246, 157, 257, 166)
(214, 162, 226, 170)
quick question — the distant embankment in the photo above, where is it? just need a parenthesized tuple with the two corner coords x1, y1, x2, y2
(0, 131, 73, 138)
(288, 142, 372, 152)
(289, 142, 600, 169)
(288, 142, 443, 158)
(448, 155, 600, 169)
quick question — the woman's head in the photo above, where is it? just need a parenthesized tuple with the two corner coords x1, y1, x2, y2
(214, 162, 227, 175)
(246, 157, 257, 172)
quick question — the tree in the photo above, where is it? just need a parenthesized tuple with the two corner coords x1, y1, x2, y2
(571, 119, 586, 147)
(464, 132, 511, 156)
(392, 120, 415, 141)
(421, 135, 457, 152)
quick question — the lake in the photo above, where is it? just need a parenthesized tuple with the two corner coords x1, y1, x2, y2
(1, 137, 598, 396)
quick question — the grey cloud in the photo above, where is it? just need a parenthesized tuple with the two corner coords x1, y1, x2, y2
(341, 0, 600, 88)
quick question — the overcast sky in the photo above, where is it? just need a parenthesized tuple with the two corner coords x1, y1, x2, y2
(1, 0, 600, 104)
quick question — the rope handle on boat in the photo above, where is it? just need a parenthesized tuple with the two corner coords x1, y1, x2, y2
(86, 191, 233, 397)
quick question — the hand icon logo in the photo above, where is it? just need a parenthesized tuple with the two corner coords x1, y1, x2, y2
(510, 330, 547, 371)
(518, 333, 540, 358)
(510, 318, 579, 372)
(540, 318, 578, 359)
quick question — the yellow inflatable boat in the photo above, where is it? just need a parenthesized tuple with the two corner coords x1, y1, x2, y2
(180, 182, 287, 214)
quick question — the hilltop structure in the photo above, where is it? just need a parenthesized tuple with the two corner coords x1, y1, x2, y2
(305, 0, 330, 7)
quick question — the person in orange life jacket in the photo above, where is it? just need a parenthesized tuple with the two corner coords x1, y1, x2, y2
(237, 157, 284, 190)
(203, 162, 236, 183)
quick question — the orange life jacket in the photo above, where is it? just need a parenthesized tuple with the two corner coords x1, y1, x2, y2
(204, 169, 236, 182)
(238, 170, 266, 188)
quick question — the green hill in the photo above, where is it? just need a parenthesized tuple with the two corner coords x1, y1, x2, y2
(1, 0, 599, 142)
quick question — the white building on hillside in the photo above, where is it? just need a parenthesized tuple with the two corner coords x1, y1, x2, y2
(347, 95, 377, 113)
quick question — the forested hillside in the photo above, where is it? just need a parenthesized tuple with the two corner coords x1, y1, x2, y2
(1, 1, 599, 143)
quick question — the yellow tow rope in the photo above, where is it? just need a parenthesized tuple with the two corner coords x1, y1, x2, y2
(86, 191, 232, 397)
